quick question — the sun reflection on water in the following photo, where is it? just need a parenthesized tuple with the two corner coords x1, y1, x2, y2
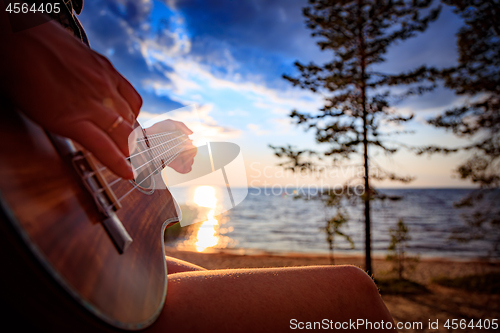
(172, 186, 235, 252)
(193, 186, 220, 252)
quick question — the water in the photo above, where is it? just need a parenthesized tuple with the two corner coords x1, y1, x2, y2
(168, 187, 497, 259)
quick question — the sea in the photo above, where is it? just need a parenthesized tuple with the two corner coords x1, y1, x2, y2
(167, 187, 497, 260)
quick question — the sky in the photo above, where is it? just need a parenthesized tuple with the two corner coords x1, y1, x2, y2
(78, 0, 475, 189)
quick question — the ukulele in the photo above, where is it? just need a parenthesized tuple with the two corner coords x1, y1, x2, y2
(0, 102, 190, 331)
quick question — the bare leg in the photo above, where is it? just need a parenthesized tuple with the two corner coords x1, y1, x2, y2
(148, 265, 396, 332)
(166, 255, 206, 274)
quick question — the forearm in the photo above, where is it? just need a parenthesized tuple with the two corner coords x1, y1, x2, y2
(0, 5, 71, 105)
(0, 3, 140, 179)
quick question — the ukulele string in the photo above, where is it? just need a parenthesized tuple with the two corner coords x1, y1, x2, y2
(129, 132, 185, 159)
(104, 148, 185, 211)
(132, 136, 189, 174)
(85, 129, 193, 209)
(101, 134, 190, 203)
(136, 131, 181, 140)
(127, 130, 186, 163)
(131, 136, 189, 180)
(107, 177, 122, 187)
(134, 130, 184, 142)
(96, 131, 187, 177)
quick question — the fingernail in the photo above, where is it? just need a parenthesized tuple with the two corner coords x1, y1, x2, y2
(128, 128, 139, 155)
(132, 165, 139, 180)
(124, 161, 134, 180)
(128, 112, 135, 124)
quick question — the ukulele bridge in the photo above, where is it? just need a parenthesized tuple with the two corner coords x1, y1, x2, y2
(72, 152, 122, 212)
(72, 151, 133, 254)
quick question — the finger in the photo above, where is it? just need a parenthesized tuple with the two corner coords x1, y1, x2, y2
(107, 117, 134, 157)
(174, 148, 197, 173)
(128, 127, 140, 157)
(184, 139, 195, 149)
(92, 52, 141, 119)
(168, 160, 192, 174)
(90, 101, 123, 129)
(153, 120, 191, 135)
(145, 120, 173, 136)
(173, 120, 193, 135)
(116, 72, 142, 117)
(167, 147, 194, 171)
(186, 147, 197, 165)
(70, 121, 134, 179)
(87, 103, 134, 156)
(102, 94, 136, 125)
(179, 157, 193, 173)
(183, 145, 198, 157)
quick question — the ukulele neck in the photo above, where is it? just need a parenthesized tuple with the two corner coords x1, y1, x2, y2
(139, 130, 188, 171)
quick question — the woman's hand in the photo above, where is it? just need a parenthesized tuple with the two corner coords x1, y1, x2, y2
(145, 120, 197, 174)
(1, 16, 141, 179)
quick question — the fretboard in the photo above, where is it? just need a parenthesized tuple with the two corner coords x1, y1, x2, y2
(136, 130, 189, 172)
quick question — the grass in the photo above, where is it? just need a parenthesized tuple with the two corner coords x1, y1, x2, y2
(164, 204, 200, 242)
(375, 278, 429, 295)
(432, 272, 500, 294)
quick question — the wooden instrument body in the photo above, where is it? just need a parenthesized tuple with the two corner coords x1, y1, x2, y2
(0, 104, 179, 330)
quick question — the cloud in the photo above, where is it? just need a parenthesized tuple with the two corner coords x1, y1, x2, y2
(269, 117, 294, 135)
(107, 0, 153, 28)
(163, 0, 329, 87)
(78, 0, 465, 122)
(170, 0, 318, 57)
(139, 104, 241, 145)
(79, 1, 324, 133)
(247, 123, 270, 136)
(374, 7, 462, 73)
(78, 0, 183, 113)
(166, 57, 322, 110)
(253, 101, 290, 115)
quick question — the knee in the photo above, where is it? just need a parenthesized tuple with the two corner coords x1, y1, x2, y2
(345, 265, 378, 291)
(319, 266, 394, 325)
(324, 265, 380, 297)
(340, 265, 375, 286)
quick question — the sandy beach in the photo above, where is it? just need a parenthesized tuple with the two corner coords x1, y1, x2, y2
(165, 248, 500, 332)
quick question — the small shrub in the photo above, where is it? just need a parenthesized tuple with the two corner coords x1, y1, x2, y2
(164, 204, 200, 242)
(386, 219, 420, 280)
(432, 272, 500, 294)
(375, 278, 429, 295)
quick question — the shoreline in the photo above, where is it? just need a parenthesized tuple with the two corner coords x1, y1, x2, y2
(167, 246, 499, 263)
(165, 247, 500, 285)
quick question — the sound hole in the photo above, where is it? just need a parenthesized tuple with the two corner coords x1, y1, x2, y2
(131, 168, 153, 192)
